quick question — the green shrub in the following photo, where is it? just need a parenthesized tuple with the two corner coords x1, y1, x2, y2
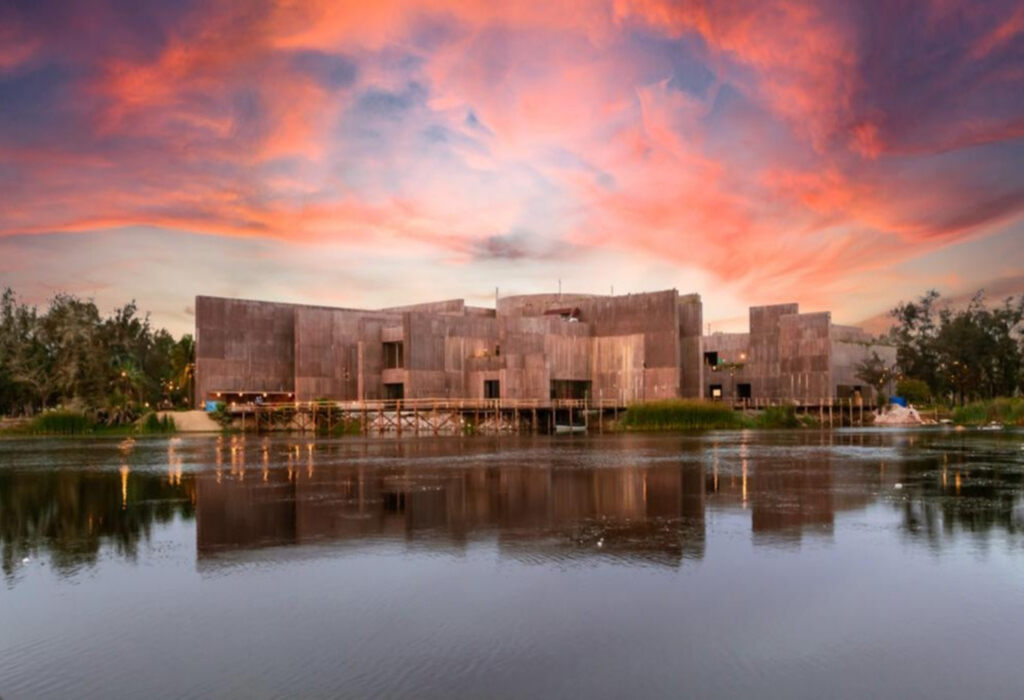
(896, 378, 931, 405)
(754, 405, 801, 429)
(620, 400, 742, 431)
(141, 412, 176, 434)
(330, 418, 362, 437)
(210, 402, 233, 428)
(30, 410, 94, 435)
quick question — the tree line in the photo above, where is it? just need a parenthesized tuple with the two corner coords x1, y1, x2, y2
(0, 288, 194, 422)
(870, 289, 1024, 405)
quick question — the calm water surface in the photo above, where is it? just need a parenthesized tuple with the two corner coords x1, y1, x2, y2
(2, 430, 1024, 699)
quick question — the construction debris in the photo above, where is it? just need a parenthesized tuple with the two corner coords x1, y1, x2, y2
(874, 404, 926, 426)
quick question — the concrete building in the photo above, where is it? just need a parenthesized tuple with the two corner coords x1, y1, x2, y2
(195, 290, 704, 406)
(701, 303, 897, 404)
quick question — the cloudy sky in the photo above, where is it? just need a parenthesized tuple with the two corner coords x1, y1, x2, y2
(2, 0, 1023, 336)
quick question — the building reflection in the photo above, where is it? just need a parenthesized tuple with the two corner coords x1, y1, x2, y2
(705, 432, 882, 545)
(5, 432, 1024, 579)
(196, 454, 707, 567)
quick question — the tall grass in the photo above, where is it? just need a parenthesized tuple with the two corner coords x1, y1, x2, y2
(620, 400, 742, 431)
(30, 410, 94, 435)
(953, 398, 1024, 426)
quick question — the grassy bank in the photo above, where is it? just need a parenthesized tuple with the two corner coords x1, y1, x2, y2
(0, 410, 177, 437)
(953, 398, 1024, 426)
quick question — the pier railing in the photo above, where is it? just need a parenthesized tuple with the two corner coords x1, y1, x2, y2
(219, 395, 878, 434)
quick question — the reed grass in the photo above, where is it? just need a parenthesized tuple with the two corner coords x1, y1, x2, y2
(753, 405, 801, 429)
(29, 410, 94, 435)
(620, 400, 743, 431)
(953, 398, 1024, 426)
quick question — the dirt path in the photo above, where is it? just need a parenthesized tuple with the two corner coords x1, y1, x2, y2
(158, 410, 221, 432)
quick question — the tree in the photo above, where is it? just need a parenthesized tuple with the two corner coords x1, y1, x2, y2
(888, 289, 1024, 404)
(170, 334, 195, 407)
(0, 286, 196, 418)
(855, 351, 896, 403)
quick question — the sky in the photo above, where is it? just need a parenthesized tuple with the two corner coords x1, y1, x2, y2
(1, 0, 1023, 337)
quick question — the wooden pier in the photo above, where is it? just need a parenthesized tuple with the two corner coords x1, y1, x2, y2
(224, 396, 879, 435)
(229, 398, 623, 436)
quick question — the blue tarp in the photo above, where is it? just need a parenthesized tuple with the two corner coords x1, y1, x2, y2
(204, 400, 219, 412)
(890, 396, 907, 407)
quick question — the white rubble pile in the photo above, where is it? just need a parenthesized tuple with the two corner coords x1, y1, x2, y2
(874, 405, 925, 426)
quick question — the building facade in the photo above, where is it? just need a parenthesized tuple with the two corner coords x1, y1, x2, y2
(195, 290, 704, 406)
(195, 293, 893, 408)
(701, 303, 897, 403)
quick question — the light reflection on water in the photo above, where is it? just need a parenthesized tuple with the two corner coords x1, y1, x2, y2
(2, 430, 1024, 699)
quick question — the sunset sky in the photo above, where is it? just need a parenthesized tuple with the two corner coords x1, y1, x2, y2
(2, 0, 1023, 336)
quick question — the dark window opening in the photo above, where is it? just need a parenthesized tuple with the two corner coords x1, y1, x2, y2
(737, 383, 752, 399)
(494, 344, 501, 356)
(704, 351, 719, 366)
(383, 341, 404, 369)
(484, 379, 500, 399)
(544, 307, 581, 322)
(836, 384, 865, 400)
(383, 492, 406, 513)
(550, 380, 591, 400)
(709, 384, 723, 399)
(384, 382, 405, 400)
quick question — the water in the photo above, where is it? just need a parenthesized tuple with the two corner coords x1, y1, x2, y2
(2, 430, 1023, 699)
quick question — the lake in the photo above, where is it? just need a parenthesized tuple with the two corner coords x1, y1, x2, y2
(2, 429, 1023, 699)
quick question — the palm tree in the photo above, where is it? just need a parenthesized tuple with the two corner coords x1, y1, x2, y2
(171, 335, 195, 407)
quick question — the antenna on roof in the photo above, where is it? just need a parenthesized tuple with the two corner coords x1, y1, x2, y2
(495, 286, 498, 309)
(558, 278, 562, 298)
(611, 285, 614, 296)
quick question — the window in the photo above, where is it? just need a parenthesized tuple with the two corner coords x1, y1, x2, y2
(384, 382, 404, 400)
(383, 341, 404, 369)
(737, 383, 752, 399)
(709, 384, 723, 399)
(704, 351, 719, 367)
(484, 379, 500, 399)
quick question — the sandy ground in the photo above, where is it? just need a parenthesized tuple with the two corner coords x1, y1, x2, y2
(159, 410, 221, 432)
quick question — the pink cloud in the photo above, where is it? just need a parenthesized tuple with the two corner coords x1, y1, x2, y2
(1, 0, 1023, 319)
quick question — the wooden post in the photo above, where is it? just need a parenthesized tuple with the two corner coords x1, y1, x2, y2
(414, 406, 419, 437)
